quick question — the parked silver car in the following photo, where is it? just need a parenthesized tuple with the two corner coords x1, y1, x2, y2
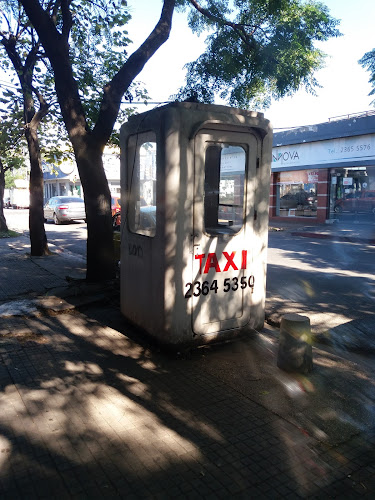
(44, 196, 86, 224)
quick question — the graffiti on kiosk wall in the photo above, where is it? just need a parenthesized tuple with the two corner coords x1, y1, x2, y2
(272, 134, 375, 168)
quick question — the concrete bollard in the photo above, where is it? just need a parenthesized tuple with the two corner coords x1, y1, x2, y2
(277, 313, 313, 374)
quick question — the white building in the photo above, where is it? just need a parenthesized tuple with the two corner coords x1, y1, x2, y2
(43, 149, 121, 202)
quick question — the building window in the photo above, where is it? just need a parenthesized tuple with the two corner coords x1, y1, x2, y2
(128, 132, 157, 237)
(204, 144, 246, 235)
(277, 170, 318, 217)
(330, 166, 375, 217)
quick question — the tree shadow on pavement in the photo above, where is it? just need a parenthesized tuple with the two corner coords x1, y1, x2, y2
(268, 232, 375, 275)
(2, 306, 370, 498)
(266, 234, 375, 334)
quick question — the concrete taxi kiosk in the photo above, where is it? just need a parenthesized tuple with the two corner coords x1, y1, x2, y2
(120, 102, 272, 348)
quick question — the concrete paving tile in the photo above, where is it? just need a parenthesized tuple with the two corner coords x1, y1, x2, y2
(0, 282, 375, 500)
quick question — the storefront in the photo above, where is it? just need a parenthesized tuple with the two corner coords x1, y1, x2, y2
(269, 112, 375, 223)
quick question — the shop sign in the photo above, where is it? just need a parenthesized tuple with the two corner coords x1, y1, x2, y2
(343, 177, 353, 186)
(279, 169, 319, 184)
(272, 133, 375, 169)
(221, 150, 246, 174)
(307, 171, 319, 182)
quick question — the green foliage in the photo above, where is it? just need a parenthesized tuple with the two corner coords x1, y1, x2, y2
(0, 0, 144, 156)
(68, 0, 133, 127)
(0, 229, 22, 238)
(0, 0, 63, 144)
(359, 49, 375, 105)
(0, 0, 148, 147)
(4, 168, 26, 188)
(0, 102, 27, 176)
(175, 0, 341, 108)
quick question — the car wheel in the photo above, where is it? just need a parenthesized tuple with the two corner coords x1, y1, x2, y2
(334, 205, 342, 213)
(372, 207, 375, 215)
(53, 213, 61, 225)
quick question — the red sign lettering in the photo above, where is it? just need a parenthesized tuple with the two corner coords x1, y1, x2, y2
(195, 250, 248, 274)
(222, 251, 238, 272)
(203, 253, 221, 273)
(241, 250, 247, 270)
(195, 254, 205, 274)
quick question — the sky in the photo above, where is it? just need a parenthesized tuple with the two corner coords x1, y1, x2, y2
(125, 0, 375, 130)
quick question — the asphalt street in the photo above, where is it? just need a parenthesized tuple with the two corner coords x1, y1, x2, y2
(266, 227, 375, 334)
(5, 208, 375, 335)
(4, 208, 87, 257)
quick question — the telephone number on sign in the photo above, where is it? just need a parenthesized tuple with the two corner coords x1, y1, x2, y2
(185, 276, 255, 299)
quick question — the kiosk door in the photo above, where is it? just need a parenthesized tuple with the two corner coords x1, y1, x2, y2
(192, 130, 258, 336)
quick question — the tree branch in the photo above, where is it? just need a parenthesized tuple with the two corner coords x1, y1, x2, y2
(188, 0, 255, 46)
(20, 0, 87, 141)
(0, 6, 13, 34)
(92, 0, 176, 146)
(1, 35, 23, 79)
(29, 83, 50, 127)
(60, 0, 73, 43)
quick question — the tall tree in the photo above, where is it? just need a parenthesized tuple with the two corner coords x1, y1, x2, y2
(19, 0, 340, 281)
(0, 0, 52, 253)
(359, 49, 375, 105)
(176, 0, 340, 106)
(0, 107, 26, 231)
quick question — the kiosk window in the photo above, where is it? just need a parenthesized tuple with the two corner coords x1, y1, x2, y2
(204, 144, 246, 235)
(128, 132, 157, 237)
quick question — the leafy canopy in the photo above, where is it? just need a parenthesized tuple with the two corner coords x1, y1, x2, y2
(0, 0, 147, 151)
(0, 0, 71, 162)
(67, 0, 147, 130)
(175, 0, 341, 108)
(0, 98, 26, 175)
(359, 49, 375, 106)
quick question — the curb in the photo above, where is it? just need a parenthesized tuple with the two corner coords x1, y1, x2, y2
(291, 231, 375, 245)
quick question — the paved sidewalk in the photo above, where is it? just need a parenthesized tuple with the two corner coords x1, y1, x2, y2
(0, 229, 375, 498)
(0, 235, 86, 302)
(1, 306, 375, 499)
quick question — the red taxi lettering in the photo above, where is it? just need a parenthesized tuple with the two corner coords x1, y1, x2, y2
(241, 250, 247, 270)
(203, 253, 221, 273)
(195, 254, 205, 274)
(222, 252, 238, 272)
(195, 250, 248, 274)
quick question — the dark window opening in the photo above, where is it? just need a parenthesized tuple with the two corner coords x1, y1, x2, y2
(204, 144, 246, 235)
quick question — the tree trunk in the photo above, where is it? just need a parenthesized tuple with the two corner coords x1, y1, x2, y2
(74, 139, 115, 281)
(20, 0, 175, 281)
(25, 126, 50, 256)
(1, 24, 50, 254)
(0, 162, 8, 232)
